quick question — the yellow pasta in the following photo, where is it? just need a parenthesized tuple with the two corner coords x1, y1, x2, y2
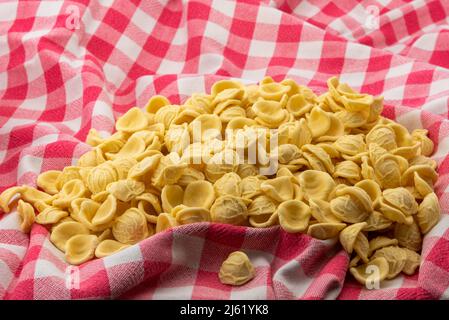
(65, 234, 99, 265)
(219, 251, 255, 286)
(17, 200, 35, 233)
(115, 107, 148, 133)
(112, 208, 148, 245)
(277, 200, 310, 233)
(50, 221, 90, 252)
(95, 239, 130, 258)
(0, 186, 26, 213)
(0, 76, 439, 287)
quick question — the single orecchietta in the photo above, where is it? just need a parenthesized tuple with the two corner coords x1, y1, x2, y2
(219, 251, 255, 286)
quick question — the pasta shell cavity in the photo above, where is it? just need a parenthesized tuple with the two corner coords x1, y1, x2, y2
(189, 114, 222, 142)
(37, 170, 61, 195)
(252, 100, 288, 128)
(95, 239, 130, 258)
(183, 180, 215, 208)
(260, 176, 294, 202)
(156, 212, 179, 233)
(0, 186, 26, 213)
(298, 170, 336, 201)
(146, 95, 170, 114)
(306, 107, 331, 138)
(65, 235, 99, 265)
(307, 222, 346, 240)
(116, 107, 148, 133)
(277, 200, 311, 233)
(92, 194, 117, 226)
(161, 185, 184, 213)
(175, 207, 211, 225)
(151, 156, 187, 188)
(50, 221, 90, 252)
(53, 179, 88, 208)
(286, 94, 313, 117)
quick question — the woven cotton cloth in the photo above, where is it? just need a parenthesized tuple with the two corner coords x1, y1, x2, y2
(1, 0, 449, 300)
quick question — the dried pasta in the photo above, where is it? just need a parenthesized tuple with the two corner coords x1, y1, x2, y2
(0, 76, 441, 287)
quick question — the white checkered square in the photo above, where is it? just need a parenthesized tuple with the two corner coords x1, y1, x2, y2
(297, 41, 323, 59)
(212, 0, 235, 17)
(199, 53, 223, 74)
(344, 42, 372, 60)
(115, 34, 142, 60)
(0, 2, 18, 22)
(395, 109, 423, 131)
(131, 7, 157, 33)
(204, 21, 230, 46)
(248, 39, 276, 58)
(256, 5, 282, 24)
(177, 76, 206, 97)
(385, 62, 414, 80)
(17, 155, 43, 178)
(103, 245, 143, 268)
(103, 62, 127, 86)
(36, 1, 63, 17)
(172, 233, 205, 269)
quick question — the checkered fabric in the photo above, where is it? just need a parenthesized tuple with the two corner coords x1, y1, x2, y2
(1, 0, 449, 300)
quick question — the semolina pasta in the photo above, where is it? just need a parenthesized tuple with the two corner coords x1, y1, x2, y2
(219, 251, 255, 286)
(0, 76, 442, 286)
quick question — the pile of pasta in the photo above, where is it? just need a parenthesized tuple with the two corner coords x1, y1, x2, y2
(0, 76, 441, 286)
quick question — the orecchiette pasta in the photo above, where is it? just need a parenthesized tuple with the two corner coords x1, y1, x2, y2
(0, 77, 440, 286)
(219, 251, 255, 286)
(51, 221, 90, 252)
(17, 200, 35, 233)
(371, 246, 407, 279)
(65, 234, 99, 265)
(95, 239, 130, 258)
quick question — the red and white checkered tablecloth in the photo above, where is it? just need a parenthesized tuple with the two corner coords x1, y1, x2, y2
(1, 0, 449, 300)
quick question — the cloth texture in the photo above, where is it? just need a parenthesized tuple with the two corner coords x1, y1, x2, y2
(1, 0, 449, 300)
